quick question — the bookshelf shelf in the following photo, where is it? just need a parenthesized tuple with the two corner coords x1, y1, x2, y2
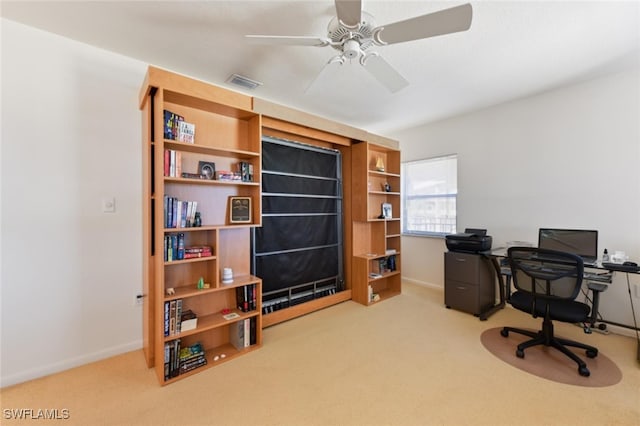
(164, 177, 261, 187)
(162, 343, 258, 385)
(367, 270, 401, 283)
(141, 66, 263, 385)
(164, 256, 217, 266)
(368, 170, 400, 178)
(369, 190, 401, 196)
(163, 310, 259, 342)
(164, 140, 261, 159)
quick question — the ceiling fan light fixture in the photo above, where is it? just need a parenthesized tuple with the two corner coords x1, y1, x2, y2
(226, 73, 263, 90)
(342, 39, 362, 59)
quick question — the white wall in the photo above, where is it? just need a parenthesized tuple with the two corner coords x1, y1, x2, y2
(395, 66, 640, 328)
(1, 19, 148, 386)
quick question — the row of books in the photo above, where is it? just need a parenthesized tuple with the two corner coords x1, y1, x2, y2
(230, 317, 258, 350)
(164, 233, 213, 261)
(164, 340, 207, 380)
(215, 170, 243, 181)
(164, 196, 198, 228)
(374, 255, 397, 274)
(237, 161, 254, 182)
(164, 149, 182, 178)
(236, 284, 258, 313)
(164, 110, 195, 143)
(215, 162, 255, 182)
(164, 299, 198, 337)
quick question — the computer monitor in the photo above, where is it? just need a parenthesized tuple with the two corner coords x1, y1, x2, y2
(538, 228, 598, 263)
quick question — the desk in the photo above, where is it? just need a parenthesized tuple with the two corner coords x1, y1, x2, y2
(488, 248, 640, 335)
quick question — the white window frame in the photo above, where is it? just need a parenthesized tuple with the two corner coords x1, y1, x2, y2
(401, 154, 457, 236)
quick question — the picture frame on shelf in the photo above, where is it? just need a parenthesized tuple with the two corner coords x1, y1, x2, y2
(381, 202, 392, 219)
(229, 196, 252, 224)
(198, 161, 216, 180)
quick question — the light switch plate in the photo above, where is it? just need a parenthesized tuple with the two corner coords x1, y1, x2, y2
(102, 197, 116, 213)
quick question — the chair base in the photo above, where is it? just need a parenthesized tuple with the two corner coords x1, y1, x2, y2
(501, 317, 598, 377)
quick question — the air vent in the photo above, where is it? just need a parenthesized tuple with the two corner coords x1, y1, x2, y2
(226, 74, 262, 90)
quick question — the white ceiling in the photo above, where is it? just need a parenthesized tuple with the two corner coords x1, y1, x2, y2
(2, 1, 639, 134)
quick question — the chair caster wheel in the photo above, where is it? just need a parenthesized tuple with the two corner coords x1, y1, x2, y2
(516, 349, 525, 358)
(586, 349, 598, 358)
(579, 366, 590, 377)
(500, 329, 509, 337)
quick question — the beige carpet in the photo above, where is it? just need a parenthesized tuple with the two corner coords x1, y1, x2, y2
(1, 282, 639, 426)
(481, 327, 622, 387)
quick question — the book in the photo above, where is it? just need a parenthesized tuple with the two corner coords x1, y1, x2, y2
(236, 285, 251, 312)
(163, 110, 184, 141)
(169, 300, 177, 335)
(243, 318, 250, 347)
(175, 299, 183, 333)
(177, 121, 195, 143)
(229, 320, 247, 350)
(249, 316, 257, 345)
(179, 342, 204, 362)
(164, 301, 170, 336)
(180, 310, 197, 332)
(182, 245, 213, 259)
(164, 149, 170, 176)
(177, 233, 185, 260)
(180, 357, 207, 374)
(163, 110, 175, 140)
(215, 170, 241, 181)
(223, 312, 240, 320)
(164, 339, 182, 380)
(181, 172, 206, 180)
(237, 161, 253, 182)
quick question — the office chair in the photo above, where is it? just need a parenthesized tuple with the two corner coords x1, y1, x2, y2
(500, 247, 598, 377)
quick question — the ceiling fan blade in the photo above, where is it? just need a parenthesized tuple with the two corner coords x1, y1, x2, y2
(361, 53, 408, 93)
(374, 3, 472, 45)
(335, 0, 362, 28)
(305, 56, 344, 93)
(245, 35, 329, 47)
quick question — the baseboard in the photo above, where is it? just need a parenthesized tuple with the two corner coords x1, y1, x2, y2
(1, 340, 142, 388)
(401, 276, 443, 291)
(601, 323, 638, 339)
(402, 277, 639, 341)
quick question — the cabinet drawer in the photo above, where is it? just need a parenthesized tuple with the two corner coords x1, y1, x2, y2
(445, 252, 482, 284)
(445, 280, 479, 314)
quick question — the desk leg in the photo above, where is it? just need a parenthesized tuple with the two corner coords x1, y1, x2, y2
(479, 256, 506, 321)
(586, 282, 608, 332)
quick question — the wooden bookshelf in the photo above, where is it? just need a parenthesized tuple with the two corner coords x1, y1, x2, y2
(140, 66, 262, 385)
(351, 142, 402, 305)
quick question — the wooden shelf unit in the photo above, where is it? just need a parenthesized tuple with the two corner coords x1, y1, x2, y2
(141, 66, 262, 385)
(351, 142, 402, 305)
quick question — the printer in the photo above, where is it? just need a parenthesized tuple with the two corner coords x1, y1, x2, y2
(445, 228, 493, 253)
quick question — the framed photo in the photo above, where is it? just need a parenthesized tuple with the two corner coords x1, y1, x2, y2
(381, 202, 392, 219)
(229, 196, 252, 224)
(198, 161, 216, 180)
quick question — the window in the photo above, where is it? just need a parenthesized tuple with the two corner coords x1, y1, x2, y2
(402, 154, 457, 236)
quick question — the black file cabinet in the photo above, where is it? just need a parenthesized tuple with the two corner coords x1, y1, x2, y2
(444, 251, 495, 316)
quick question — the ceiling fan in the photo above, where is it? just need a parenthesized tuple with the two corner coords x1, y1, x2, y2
(246, 1, 473, 93)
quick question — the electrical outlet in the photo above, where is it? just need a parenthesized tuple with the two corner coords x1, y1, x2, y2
(634, 284, 640, 299)
(135, 294, 144, 306)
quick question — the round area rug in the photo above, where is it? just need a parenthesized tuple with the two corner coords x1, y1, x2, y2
(480, 327, 622, 387)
